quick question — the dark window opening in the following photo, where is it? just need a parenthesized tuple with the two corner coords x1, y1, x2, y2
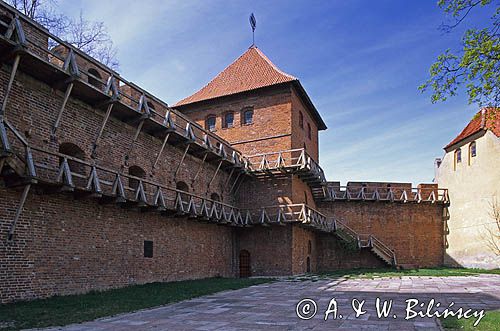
(210, 192, 221, 202)
(144, 240, 153, 258)
(306, 256, 311, 273)
(87, 68, 102, 89)
(206, 115, 216, 132)
(223, 112, 234, 128)
(59, 142, 86, 175)
(307, 240, 312, 254)
(176, 181, 190, 202)
(129, 165, 146, 191)
(242, 108, 253, 125)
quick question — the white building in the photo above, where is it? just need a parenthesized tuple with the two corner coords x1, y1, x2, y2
(435, 107, 500, 269)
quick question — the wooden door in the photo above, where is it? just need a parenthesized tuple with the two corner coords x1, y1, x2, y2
(239, 250, 251, 278)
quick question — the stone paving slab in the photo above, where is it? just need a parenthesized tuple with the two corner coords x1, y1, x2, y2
(37, 274, 500, 331)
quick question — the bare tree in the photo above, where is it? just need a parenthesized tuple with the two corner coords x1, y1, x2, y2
(6, 0, 119, 69)
(484, 198, 500, 256)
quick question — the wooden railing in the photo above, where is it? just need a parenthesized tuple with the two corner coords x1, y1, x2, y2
(245, 148, 326, 183)
(1, 125, 399, 266)
(323, 184, 449, 204)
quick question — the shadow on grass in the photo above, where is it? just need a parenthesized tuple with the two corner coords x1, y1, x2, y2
(0, 277, 273, 331)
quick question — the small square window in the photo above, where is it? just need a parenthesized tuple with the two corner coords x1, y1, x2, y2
(224, 112, 234, 128)
(144, 240, 153, 258)
(206, 116, 216, 132)
(242, 108, 253, 125)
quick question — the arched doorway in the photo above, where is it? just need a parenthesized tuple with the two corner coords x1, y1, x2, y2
(239, 250, 251, 278)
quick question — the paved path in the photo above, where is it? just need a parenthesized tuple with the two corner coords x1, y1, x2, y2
(41, 274, 500, 331)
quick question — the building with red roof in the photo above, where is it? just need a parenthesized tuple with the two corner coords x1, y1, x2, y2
(435, 107, 500, 268)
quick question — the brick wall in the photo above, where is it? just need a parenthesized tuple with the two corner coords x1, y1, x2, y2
(317, 201, 445, 267)
(317, 234, 387, 271)
(291, 226, 316, 274)
(236, 225, 293, 276)
(291, 87, 319, 161)
(0, 187, 234, 303)
(176, 85, 292, 157)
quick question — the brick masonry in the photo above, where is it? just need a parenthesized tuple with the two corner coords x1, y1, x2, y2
(317, 201, 445, 267)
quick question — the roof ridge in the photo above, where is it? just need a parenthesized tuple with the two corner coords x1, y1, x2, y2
(252, 47, 298, 81)
(174, 50, 252, 106)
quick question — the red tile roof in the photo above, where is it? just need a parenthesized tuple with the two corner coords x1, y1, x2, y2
(174, 46, 297, 106)
(445, 107, 500, 150)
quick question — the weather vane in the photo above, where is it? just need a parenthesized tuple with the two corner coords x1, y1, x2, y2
(249, 13, 256, 46)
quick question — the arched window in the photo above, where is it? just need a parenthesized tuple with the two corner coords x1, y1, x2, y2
(176, 181, 190, 202)
(307, 123, 312, 139)
(128, 165, 146, 191)
(242, 108, 253, 125)
(210, 192, 221, 202)
(206, 115, 216, 132)
(223, 112, 234, 128)
(299, 112, 304, 129)
(469, 141, 477, 161)
(59, 142, 85, 175)
(454, 148, 461, 171)
(87, 68, 102, 89)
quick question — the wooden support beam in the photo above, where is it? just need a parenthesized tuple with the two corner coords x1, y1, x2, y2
(153, 133, 170, 169)
(1, 54, 21, 116)
(153, 186, 166, 211)
(224, 168, 235, 188)
(63, 49, 80, 77)
(0, 120, 11, 154)
(191, 152, 208, 184)
(92, 103, 114, 157)
(86, 166, 102, 195)
(207, 160, 222, 189)
(134, 180, 147, 207)
(173, 143, 190, 179)
(51, 82, 74, 136)
(111, 174, 126, 202)
(7, 184, 31, 241)
(5, 16, 27, 46)
(56, 158, 74, 190)
(123, 118, 145, 166)
(229, 172, 243, 194)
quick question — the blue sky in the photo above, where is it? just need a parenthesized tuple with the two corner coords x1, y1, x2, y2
(59, 0, 493, 185)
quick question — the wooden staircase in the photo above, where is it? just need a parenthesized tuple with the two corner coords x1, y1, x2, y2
(332, 219, 398, 267)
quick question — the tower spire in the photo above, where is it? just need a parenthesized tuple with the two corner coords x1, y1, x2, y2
(249, 13, 256, 47)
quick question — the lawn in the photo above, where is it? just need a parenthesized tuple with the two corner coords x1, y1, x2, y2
(440, 310, 500, 330)
(0, 277, 272, 331)
(293, 267, 500, 281)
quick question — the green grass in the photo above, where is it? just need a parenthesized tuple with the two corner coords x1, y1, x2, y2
(0, 277, 273, 331)
(310, 267, 500, 280)
(441, 310, 500, 330)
